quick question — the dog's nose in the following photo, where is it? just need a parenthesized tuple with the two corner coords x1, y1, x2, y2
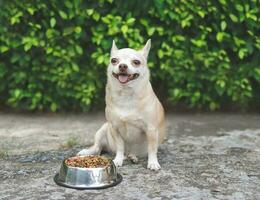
(119, 64, 128, 72)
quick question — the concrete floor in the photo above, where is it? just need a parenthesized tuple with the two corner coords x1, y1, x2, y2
(0, 112, 260, 200)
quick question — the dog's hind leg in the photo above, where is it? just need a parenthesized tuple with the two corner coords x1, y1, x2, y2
(77, 123, 108, 156)
(127, 154, 138, 163)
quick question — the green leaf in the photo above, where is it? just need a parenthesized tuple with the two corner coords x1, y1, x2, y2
(121, 25, 128, 33)
(75, 45, 83, 55)
(24, 43, 32, 51)
(50, 103, 57, 112)
(14, 89, 21, 98)
(46, 29, 55, 38)
(198, 11, 205, 18)
(0, 46, 9, 53)
(235, 4, 243, 12)
(191, 39, 206, 47)
(173, 88, 181, 97)
(75, 26, 82, 34)
(27, 8, 35, 15)
(50, 18, 56, 28)
(216, 32, 224, 42)
(148, 27, 155, 36)
(140, 19, 148, 26)
(238, 49, 245, 59)
(219, 0, 226, 5)
(10, 11, 23, 25)
(46, 47, 53, 54)
(126, 18, 135, 24)
(246, 13, 257, 21)
(93, 13, 100, 21)
(86, 9, 94, 16)
(72, 63, 79, 72)
(221, 21, 227, 31)
(97, 56, 104, 64)
(181, 20, 188, 28)
(63, 27, 74, 36)
(65, 1, 73, 8)
(59, 11, 68, 19)
(158, 49, 163, 59)
(229, 14, 238, 22)
(218, 80, 226, 88)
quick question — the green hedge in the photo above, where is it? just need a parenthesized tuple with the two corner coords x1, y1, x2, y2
(0, 0, 259, 111)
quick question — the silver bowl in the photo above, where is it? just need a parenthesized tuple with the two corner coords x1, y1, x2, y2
(54, 156, 122, 189)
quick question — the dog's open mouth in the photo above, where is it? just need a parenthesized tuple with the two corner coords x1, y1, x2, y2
(112, 72, 140, 84)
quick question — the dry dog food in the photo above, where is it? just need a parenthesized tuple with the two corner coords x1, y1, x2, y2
(65, 156, 110, 168)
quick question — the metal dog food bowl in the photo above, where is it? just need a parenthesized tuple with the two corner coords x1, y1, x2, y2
(54, 156, 122, 189)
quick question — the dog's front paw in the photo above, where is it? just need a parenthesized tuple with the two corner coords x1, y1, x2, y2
(77, 149, 92, 156)
(113, 158, 123, 167)
(147, 161, 161, 171)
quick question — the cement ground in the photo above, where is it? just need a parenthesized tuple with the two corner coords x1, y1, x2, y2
(0, 112, 259, 200)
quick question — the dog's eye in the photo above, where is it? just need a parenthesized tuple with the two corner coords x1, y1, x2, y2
(132, 60, 141, 66)
(111, 58, 118, 65)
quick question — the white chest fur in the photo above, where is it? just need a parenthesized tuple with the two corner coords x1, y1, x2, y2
(107, 88, 146, 143)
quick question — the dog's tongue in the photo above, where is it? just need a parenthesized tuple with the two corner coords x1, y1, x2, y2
(118, 75, 128, 83)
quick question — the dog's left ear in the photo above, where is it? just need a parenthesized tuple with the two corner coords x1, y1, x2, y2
(140, 39, 151, 59)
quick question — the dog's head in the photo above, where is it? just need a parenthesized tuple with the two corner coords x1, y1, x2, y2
(107, 40, 151, 86)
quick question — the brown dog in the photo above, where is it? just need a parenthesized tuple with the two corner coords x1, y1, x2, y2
(78, 40, 165, 170)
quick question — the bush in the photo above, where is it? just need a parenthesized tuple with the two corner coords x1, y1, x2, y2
(0, 0, 259, 111)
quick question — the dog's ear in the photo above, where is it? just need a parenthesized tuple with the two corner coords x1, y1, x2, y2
(140, 39, 151, 59)
(111, 40, 118, 55)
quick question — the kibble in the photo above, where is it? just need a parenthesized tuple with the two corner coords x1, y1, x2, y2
(65, 156, 110, 168)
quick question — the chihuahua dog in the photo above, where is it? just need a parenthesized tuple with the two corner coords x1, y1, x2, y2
(78, 39, 165, 170)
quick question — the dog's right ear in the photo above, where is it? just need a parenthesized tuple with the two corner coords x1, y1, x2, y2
(110, 40, 118, 55)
